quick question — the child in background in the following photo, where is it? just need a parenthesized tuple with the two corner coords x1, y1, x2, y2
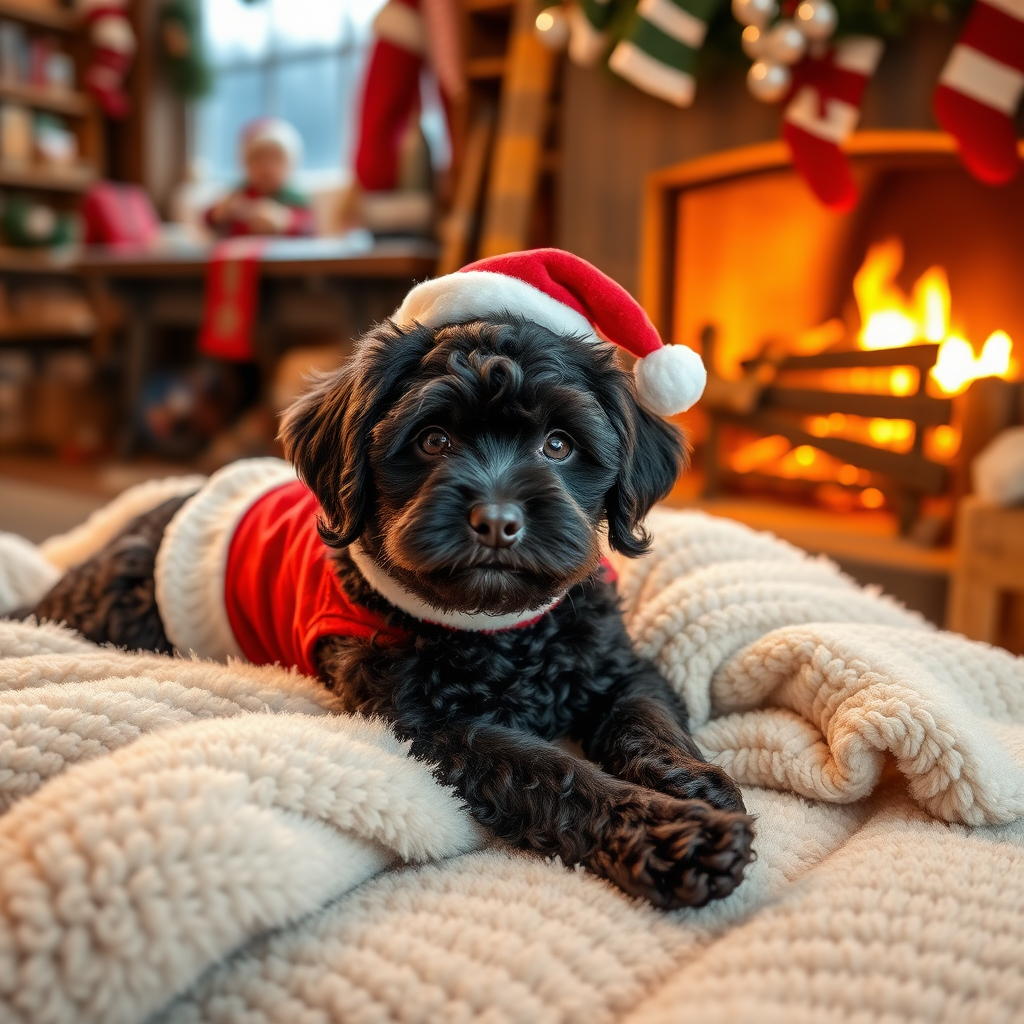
(205, 118, 314, 238)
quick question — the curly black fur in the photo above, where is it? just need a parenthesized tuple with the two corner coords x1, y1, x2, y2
(29, 495, 190, 653)
(29, 316, 754, 908)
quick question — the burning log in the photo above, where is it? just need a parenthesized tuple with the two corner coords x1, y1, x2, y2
(702, 331, 952, 532)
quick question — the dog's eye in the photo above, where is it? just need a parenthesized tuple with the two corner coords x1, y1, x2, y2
(417, 427, 451, 455)
(542, 431, 574, 461)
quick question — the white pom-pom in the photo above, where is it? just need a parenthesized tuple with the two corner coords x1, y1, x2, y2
(634, 344, 707, 416)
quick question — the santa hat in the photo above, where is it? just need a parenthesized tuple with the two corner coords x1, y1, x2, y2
(241, 118, 303, 168)
(392, 248, 706, 416)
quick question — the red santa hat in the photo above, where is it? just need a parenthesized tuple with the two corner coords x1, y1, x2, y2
(392, 249, 706, 416)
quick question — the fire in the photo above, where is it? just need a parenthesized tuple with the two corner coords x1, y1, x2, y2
(723, 239, 1016, 511)
(854, 239, 1016, 396)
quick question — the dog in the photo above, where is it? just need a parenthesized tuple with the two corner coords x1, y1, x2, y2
(29, 252, 754, 909)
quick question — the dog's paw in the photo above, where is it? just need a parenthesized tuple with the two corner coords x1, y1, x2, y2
(663, 761, 748, 814)
(590, 792, 754, 910)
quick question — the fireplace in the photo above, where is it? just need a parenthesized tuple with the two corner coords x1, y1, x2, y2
(641, 131, 1024, 540)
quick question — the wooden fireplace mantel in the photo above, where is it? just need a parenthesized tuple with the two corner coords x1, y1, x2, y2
(640, 131, 1024, 342)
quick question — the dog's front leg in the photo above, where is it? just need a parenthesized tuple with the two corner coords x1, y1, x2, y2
(410, 723, 752, 908)
(583, 660, 748, 814)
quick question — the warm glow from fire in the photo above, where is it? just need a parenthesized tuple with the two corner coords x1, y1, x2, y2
(854, 239, 1016, 396)
(724, 240, 1017, 509)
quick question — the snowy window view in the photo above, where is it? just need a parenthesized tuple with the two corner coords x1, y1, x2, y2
(193, 0, 384, 181)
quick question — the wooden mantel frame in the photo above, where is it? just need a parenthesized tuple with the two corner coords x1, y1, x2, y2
(639, 131, 1024, 340)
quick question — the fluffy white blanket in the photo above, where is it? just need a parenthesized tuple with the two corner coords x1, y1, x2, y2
(0, 496, 1022, 1024)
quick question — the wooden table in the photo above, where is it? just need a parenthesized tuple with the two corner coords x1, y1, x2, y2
(75, 236, 438, 451)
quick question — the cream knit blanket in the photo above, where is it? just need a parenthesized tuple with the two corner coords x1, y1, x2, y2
(0, 493, 1022, 1024)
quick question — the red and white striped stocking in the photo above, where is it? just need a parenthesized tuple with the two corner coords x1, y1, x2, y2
(782, 37, 884, 211)
(933, 0, 1024, 184)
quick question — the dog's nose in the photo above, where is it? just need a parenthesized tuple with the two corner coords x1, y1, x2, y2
(469, 503, 524, 548)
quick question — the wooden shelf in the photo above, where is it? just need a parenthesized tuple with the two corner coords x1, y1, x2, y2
(0, 162, 97, 191)
(466, 56, 507, 80)
(0, 323, 93, 341)
(0, 79, 92, 116)
(0, 0, 81, 32)
(0, 245, 78, 272)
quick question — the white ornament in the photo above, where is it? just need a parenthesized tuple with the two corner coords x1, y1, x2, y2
(731, 0, 778, 29)
(795, 0, 838, 40)
(25, 205, 56, 240)
(764, 19, 807, 64)
(741, 25, 769, 59)
(534, 6, 570, 51)
(747, 60, 792, 102)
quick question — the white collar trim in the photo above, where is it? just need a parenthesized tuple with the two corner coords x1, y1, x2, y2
(349, 543, 563, 633)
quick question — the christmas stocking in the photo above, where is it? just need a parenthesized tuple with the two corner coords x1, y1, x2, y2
(608, 0, 721, 107)
(353, 0, 425, 191)
(198, 238, 265, 362)
(568, 0, 616, 67)
(80, 0, 136, 119)
(934, 0, 1024, 184)
(782, 36, 884, 211)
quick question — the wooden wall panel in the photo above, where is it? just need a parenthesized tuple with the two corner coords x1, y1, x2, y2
(557, 22, 968, 295)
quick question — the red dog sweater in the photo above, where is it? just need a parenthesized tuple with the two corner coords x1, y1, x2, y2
(154, 458, 593, 673)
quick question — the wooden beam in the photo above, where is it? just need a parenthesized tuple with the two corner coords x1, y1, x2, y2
(756, 344, 942, 372)
(763, 387, 952, 425)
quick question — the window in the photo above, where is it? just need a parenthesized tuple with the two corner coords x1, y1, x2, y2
(194, 0, 386, 184)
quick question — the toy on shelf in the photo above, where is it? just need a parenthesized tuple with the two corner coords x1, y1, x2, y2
(0, 193, 78, 247)
(205, 118, 313, 239)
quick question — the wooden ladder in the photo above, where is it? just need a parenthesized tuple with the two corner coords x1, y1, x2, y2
(439, 0, 560, 274)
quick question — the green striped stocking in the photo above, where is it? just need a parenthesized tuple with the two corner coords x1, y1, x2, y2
(609, 0, 721, 106)
(569, 0, 618, 66)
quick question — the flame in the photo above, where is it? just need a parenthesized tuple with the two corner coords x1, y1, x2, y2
(854, 239, 1015, 396)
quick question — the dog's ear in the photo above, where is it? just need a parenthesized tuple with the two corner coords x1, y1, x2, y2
(279, 360, 367, 546)
(279, 324, 426, 547)
(604, 400, 687, 558)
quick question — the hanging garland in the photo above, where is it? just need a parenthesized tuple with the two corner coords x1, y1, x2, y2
(535, 0, 1024, 207)
(158, 0, 213, 98)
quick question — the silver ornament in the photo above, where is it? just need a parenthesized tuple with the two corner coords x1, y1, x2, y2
(764, 19, 807, 64)
(741, 24, 769, 59)
(795, 0, 838, 40)
(731, 0, 779, 29)
(534, 6, 570, 50)
(747, 60, 792, 102)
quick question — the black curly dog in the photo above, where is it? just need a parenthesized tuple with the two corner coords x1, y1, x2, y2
(30, 317, 754, 908)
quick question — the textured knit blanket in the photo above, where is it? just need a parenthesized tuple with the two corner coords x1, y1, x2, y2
(0, 490, 1023, 1024)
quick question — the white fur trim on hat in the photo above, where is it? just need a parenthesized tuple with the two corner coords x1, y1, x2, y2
(155, 458, 297, 662)
(634, 344, 707, 416)
(394, 270, 598, 341)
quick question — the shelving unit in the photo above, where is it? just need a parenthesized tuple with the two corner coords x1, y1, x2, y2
(0, 0, 104, 197)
